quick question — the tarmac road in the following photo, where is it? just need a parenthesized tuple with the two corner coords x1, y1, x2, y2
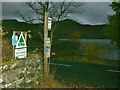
(50, 59, 119, 88)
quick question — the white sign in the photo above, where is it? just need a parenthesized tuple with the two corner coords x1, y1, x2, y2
(15, 48, 27, 58)
(48, 18, 52, 30)
(46, 48, 50, 58)
(12, 35, 18, 46)
(46, 38, 51, 46)
(45, 38, 51, 58)
(15, 32, 27, 58)
(16, 32, 27, 48)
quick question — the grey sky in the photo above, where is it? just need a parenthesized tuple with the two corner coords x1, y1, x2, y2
(2, 2, 114, 25)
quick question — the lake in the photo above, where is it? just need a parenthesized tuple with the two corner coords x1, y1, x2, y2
(59, 39, 120, 61)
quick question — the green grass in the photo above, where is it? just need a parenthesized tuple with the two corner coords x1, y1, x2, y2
(54, 56, 120, 67)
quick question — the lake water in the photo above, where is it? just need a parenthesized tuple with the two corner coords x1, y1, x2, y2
(59, 39, 120, 61)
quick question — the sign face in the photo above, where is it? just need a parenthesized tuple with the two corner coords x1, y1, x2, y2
(15, 48, 27, 58)
(16, 32, 26, 48)
(45, 38, 51, 58)
(12, 35, 18, 46)
(48, 18, 52, 30)
(46, 38, 51, 47)
(46, 48, 50, 58)
(15, 32, 27, 58)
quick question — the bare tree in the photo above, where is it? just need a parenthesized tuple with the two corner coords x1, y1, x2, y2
(17, 1, 84, 52)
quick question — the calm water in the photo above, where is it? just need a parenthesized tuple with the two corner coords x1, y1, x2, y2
(59, 39, 120, 60)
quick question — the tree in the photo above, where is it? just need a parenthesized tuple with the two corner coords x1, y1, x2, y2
(17, 1, 84, 51)
(105, 1, 120, 47)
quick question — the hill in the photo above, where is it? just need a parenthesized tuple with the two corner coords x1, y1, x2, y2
(2, 19, 107, 51)
(2, 19, 107, 39)
(55, 19, 106, 39)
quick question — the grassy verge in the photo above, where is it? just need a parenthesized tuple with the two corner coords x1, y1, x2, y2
(52, 40, 119, 67)
(54, 56, 119, 67)
(38, 74, 66, 88)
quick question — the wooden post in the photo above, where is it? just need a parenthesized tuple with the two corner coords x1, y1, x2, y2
(24, 32, 27, 42)
(44, 12, 49, 79)
(13, 31, 15, 58)
(0, 27, 3, 64)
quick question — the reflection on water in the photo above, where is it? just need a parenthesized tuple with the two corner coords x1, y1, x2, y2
(59, 39, 120, 60)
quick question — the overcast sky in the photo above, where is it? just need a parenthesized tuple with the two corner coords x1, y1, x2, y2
(2, 2, 114, 25)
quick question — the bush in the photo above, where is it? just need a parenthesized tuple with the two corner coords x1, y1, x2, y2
(2, 38, 13, 62)
(53, 40, 81, 57)
(84, 44, 107, 62)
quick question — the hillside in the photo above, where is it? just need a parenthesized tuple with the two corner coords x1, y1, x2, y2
(2, 19, 43, 51)
(55, 19, 106, 39)
(2, 19, 107, 51)
(2, 19, 107, 39)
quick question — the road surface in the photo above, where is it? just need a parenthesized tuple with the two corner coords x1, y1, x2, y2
(50, 59, 119, 88)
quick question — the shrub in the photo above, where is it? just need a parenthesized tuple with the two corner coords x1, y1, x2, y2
(2, 38, 13, 62)
(84, 44, 107, 62)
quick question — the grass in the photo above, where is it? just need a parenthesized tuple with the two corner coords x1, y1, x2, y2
(54, 56, 120, 67)
(38, 74, 66, 88)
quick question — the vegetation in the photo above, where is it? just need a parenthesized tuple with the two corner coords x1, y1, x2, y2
(1, 19, 119, 88)
(17, 2, 84, 56)
(39, 73, 65, 88)
(2, 38, 13, 62)
(2, 19, 119, 67)
(2, 19, 106, 55)
(52, 40, 119, 67)
(105, 1, 120, 48)
(1, 36, 65, 88)
(1, 2, 120, 88)
(1, 54, 66, 88)
(84, 44, 107, 62)
(54, 19, 106, 39)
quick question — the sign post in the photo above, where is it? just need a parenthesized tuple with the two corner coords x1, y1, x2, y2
(0, 27, 3, 63)
(12, 31, 16, 57)
(48, 18, 52, 31)
(44, 12, 52, 80)
(44, 12, 49, 79)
